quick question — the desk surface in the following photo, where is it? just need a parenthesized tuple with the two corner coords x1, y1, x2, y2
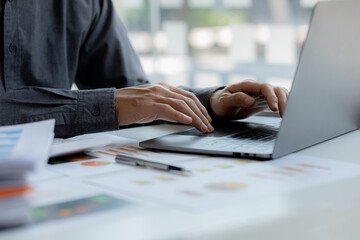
(2, 117, 360, 240)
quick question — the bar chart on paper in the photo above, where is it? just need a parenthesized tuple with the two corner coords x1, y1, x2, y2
(0, 129, 22, 161)
(32, 194, 130, 223)
(91, 144, 200, 164)
(87, 154, 360, 210)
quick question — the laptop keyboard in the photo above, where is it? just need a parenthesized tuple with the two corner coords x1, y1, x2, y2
(230, 128, 277, 142)
(202, 124, 278, 152)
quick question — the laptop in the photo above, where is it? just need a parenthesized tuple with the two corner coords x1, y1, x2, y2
(140, 1, 360, 159)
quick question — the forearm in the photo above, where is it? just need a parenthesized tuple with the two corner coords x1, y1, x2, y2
(0, 87, 118, 138)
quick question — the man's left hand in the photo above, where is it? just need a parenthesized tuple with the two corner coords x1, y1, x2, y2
(210, 80, 289, 120)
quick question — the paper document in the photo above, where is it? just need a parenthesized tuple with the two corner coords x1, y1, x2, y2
(51, 136, 111, 158)
(90, 143, 201, 164)
(47, 135, 138, 177)
(0, 119, 55, 175)
(0, 120, 55, 227)
(88, 154, 360, 210)
(48, 134, 200, 178)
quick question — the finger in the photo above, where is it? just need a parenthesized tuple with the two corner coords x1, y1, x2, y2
(284, 88, 289, 98)
(259, 83, 279, 112)
(226, 81, 279, 111)
(154, 104, 193, 125)
(150, 83, 212, 127)
(220, 92, 256, 109)
(160, 83, 212, 123)
(163, 91, 213, 131)
(145, 84, 213, 132)
(226, 80, 262, 94)
(274, 87, 288, 117)
(155, 96, 211, 133)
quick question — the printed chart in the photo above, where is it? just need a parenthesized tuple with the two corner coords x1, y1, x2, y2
(47, 158, 133, 178)
(32, 194, 130, 223)
(0, 129, 22, 161)
(80, 161, 111, 167)
(91, 144, 200, 164)
(88, 154, 360, 210)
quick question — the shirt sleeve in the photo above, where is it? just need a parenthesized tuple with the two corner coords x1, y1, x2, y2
(73, 0, 223, 127)
(0, 0, 146, 138)
(179, 86, 225, 121)
(0, 0, 222, 138)
(0, 87, 118, 138)
(75, 0, 150, 90)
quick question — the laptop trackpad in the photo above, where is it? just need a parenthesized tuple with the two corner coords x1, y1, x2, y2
(177, 122, 258, 138)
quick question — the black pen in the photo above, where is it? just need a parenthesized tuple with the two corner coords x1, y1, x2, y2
(115, 154, 191, 175)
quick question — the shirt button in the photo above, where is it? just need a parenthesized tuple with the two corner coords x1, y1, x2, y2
(91, 106, 101, 117)
(8, 44, 17, 53)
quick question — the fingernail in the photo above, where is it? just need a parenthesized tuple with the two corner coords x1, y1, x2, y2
(201, 123, 208, 132)
(274, 101, 279, 110)
(246, 97, 255, 105)
(207, 124, 214, 133)
(207, 114, 212, 123)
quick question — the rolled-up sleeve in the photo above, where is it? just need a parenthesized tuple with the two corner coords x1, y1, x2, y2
(0, 87, 118, 138)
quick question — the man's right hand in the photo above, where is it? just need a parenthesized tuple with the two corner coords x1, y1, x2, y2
(114, 83, 214, 133)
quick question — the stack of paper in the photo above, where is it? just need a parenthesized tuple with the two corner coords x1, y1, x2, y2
(0, 120, 55, 227)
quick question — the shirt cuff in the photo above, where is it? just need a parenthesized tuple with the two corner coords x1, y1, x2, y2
(77, 88, 118, 134)
(179, 86, 224, 110)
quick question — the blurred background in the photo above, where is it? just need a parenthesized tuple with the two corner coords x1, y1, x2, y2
(113, 0, 334, 90)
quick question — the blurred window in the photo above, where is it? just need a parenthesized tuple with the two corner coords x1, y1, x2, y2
(113, 0, 335, 90)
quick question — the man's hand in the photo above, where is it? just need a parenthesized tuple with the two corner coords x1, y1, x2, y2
(115, 83, 214, 133)
(210, 80, 289, 119)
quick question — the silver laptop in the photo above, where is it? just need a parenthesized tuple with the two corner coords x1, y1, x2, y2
(140, 1, 360, 159)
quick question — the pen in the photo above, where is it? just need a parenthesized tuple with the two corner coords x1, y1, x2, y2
(115, 154, 191, 175)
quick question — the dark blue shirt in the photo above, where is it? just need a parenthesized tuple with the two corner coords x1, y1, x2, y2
(0, 0, 216, 137)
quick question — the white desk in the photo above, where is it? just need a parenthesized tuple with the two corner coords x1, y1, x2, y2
(2, 117, 360, 240)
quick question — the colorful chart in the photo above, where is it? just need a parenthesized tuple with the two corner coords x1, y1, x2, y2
(282, 167, 309, 174)
(0, 185, 33, 199)
(0, 129, 22, 138)
(31, 194, 130, 223)
(96, 151, 116, 157)
(214, 164, 234, 169)
(205, 182, 247, 191)
(194, 168, 212, 172)
(95, 145, 162, 158)
(298, 163, 330, 170)
(131, 180, 151, 185)
(80, 161, 111, 167)
(0, 129, 21, 161)
(153, 176, 174, 181)
(234, 160, 252, 165)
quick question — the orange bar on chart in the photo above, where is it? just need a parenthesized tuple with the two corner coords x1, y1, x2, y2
(282, 167, 309, 174)
(96, 151, 115, 157)
(298, 163, 330, 170)
(117, 147, 147, 156)
(107, 149, 132, 156)
(0, 185, 33, 199)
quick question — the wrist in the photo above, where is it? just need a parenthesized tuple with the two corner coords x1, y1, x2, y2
(210, 89, 222, 117)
